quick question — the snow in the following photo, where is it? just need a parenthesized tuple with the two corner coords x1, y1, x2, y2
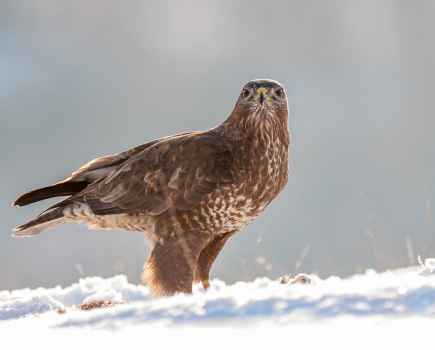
(1, 259, 435, 348)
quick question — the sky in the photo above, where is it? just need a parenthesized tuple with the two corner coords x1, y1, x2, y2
(1, 0, 435, 290)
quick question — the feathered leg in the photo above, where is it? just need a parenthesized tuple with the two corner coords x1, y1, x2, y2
(194, 231, 235, 289)
(142, 235, 206, 296)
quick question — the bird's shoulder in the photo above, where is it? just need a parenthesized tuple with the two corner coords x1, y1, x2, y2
(112, 129, 233, 173)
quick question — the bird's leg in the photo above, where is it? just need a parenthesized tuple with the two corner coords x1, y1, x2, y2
(142, 235, 205, 296)
(194, 231, 235, 290)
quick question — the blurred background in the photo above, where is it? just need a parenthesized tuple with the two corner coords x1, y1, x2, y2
(1, 0, 435, 290)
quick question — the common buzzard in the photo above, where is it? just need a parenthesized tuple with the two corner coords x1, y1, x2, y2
(13, 79, 290, 296)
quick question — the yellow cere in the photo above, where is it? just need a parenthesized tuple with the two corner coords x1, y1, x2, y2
(255, 87, 272, 102)
(256, 87, 268, 95)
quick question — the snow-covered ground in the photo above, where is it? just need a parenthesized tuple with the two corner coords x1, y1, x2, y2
(1, 259, 435, 348)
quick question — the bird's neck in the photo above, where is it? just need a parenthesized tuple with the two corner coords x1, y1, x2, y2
(218, 110, 290, 200)
(221, 109, 290, 150)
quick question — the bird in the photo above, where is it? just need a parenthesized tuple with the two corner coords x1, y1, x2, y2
(13, 79, 290, 296)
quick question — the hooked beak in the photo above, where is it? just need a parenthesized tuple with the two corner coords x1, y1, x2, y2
(259, 92, 265, 105)
(256, 87, 268, 106)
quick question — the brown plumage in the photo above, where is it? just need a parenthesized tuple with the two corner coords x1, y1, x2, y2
(13, 79, 290, 296)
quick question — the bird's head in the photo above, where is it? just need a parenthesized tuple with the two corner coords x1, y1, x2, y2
(237, 79, 287, 111)
(226, 79, 288, 133)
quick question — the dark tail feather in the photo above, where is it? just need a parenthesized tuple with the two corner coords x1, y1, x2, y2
(13, 207, 65, 237)
(13, 181, 87, 207)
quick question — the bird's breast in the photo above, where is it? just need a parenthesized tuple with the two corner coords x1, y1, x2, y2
(195, 138, 289, 234)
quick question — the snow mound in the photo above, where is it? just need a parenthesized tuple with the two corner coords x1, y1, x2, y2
(1, 259, 435, 330)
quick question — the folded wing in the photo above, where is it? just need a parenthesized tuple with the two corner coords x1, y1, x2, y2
(71, 131, 234, 216)
(13, 134, 189, 207)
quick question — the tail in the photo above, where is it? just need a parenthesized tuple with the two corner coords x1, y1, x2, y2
(13, 207, 66, 237)
(13, 180, 85, 236)
(13, 181, 87, 207)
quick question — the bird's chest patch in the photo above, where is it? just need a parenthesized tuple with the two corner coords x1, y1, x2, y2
(196, 143, 288, 234)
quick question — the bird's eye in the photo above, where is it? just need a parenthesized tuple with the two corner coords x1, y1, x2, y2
(275, 88, 284, 98)
(241, 88, 250, 99)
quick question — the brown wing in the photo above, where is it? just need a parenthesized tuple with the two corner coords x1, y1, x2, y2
(67, 132, 191, 183)
(73, 130, 234, 216)
(13, 133, 190, 207)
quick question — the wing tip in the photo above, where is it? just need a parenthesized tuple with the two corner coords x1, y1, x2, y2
(12, 194, 29, 207)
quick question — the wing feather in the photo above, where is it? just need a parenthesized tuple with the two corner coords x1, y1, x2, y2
(74, 130, 233, 216)
(67, 135, 189, 182)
